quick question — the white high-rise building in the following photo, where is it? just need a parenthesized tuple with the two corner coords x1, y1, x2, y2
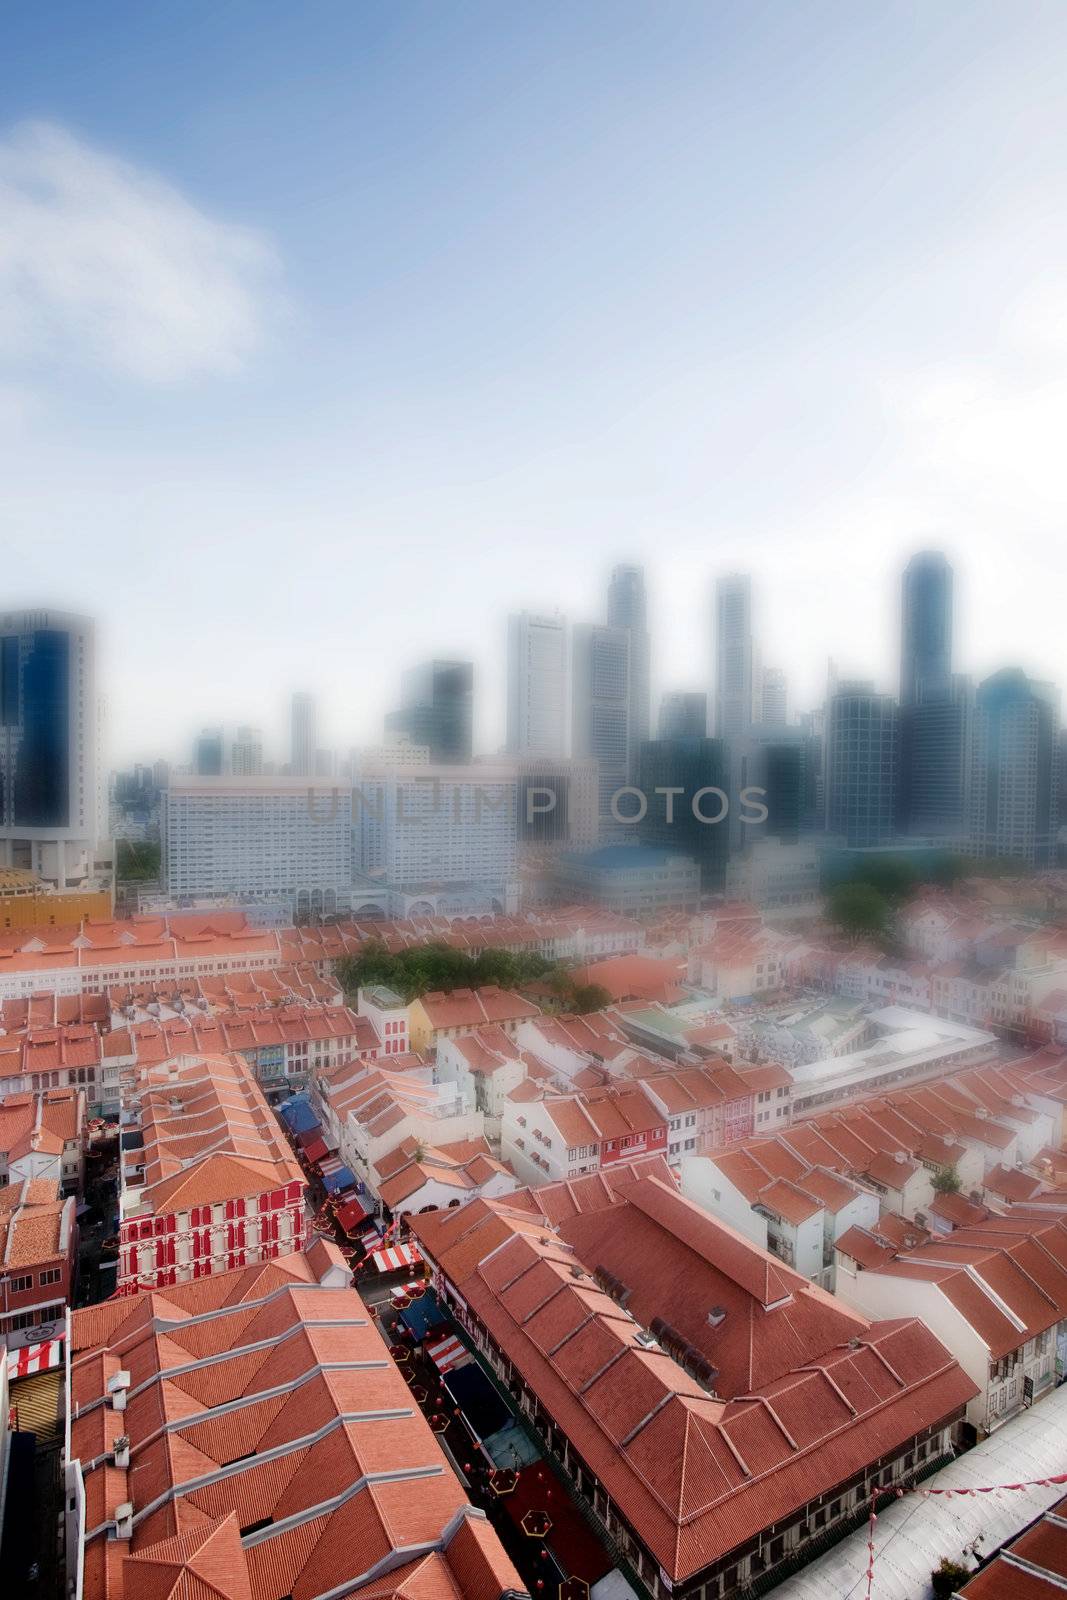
(506, 612, 567, 757)
(760, 666, 788, 728)
(353, 758, 519, 898)
(571, 623, 630, 835)
(714, 574, 754, 742)
(607, 565, 650, 776)
(163, 775, 353, 917)
(0, 608, 101, 888)
(290, 692, 317, 777)
(231, 726, 264, 776)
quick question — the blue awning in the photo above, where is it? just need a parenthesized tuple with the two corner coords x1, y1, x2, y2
(278, 1095, 319, 1135)
(320, 1160, 357, 1194)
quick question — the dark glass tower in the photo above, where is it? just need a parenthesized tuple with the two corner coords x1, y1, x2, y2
(637, 736, 729, 890)
(901, 551, 953, 707)
(386, 659, 474, 763)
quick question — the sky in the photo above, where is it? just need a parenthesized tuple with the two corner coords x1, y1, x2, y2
(2, 1, 1067, 764)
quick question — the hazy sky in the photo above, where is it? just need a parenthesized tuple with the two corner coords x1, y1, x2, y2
(3, 2, 1067, 764)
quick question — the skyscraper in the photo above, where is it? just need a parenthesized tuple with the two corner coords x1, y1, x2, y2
(714, 574, 754, 742)
(637, 736, 730, 890)
(193, 728, 225, 776)
(0, 607, 100, 888)
(969, 669, 1058, 866)
(901, 678, 973, 838)
(760, 666, 788, 728)
(658, 691, 708, 740)
(571, 623, 630, 835)
(506, 612, 567, 757)
(607, 564, 650, 777)
(901, 551, 953, 707)
(290, 692, 317, 777)
(386, 660, 474, 764)
(231, 725, 264, 776)
(826, 682, 899, 848)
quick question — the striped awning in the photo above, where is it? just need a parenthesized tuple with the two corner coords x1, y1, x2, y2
(425, 1332, 468, 1374)
(8, 1337, 64, 1380)
(369, 1242, 422, 1273)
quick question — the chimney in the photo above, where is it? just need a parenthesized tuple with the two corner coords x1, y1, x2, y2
(106, 1371, 131, 1412)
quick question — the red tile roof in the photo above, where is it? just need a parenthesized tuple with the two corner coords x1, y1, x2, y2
(71, 1249, 524, 1600)
(411, 1180, 976, 1585)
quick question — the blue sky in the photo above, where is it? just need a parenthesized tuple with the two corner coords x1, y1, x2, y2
(3, 2, 1066, 761)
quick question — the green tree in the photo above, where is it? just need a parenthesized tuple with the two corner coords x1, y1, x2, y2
(569, 983, 614, 1015)
(860, 857, 919, 904)
(931, 1167, 962, 1196)
(827, 882, 890, 944)
(116, 839, 162, 882)
(931, 1557, 972, 1598)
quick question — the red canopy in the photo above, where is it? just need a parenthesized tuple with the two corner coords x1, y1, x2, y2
(335, 1195, 370, 1233)
(303, 1137, 329, 1164)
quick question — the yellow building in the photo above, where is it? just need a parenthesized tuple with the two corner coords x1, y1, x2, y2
(0, 868, 113, 932)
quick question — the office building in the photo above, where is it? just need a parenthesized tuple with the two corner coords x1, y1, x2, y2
(506, 610, 567, 756)
(163, 776, 354, 917)
(230, 723, 263, 776)
(511, 753, 599, 850)
(0, 607, 101, 890)
(969, 668, 1059, 866)
(386, 658, 474, 763)
(658, 690, 707, 740)
(607, 563, 651, 773)
(354, 757, 519, 908)
(289, 690, 317, 776)
(901, 677, 974, 837)
(714, 573, 754, 741)
(192, 727, 224, 776)
(637, 736, 730, 890)
(572, 622, 630, 834)
(759, 734, 806, 843)
(826, 682, 899, 848)
(760, 665, 788, 726)
(901, 550, 953, 707)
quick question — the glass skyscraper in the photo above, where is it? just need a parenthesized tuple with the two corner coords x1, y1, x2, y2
(0, 608, 99, 887)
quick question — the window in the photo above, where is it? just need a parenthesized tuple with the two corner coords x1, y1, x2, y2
(8, 1274, 32, 1294)
(39, 1267, 61, 1287)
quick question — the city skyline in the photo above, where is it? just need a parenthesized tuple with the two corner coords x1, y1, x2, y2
(3, 4, 1067, 761)
(104, 543, 1059, 772)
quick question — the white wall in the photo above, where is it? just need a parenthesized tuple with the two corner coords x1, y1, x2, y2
(834, 1259, 992, 1432)
(678, 1156, 768, 1250)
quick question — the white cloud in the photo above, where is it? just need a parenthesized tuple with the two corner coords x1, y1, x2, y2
(0, 120, 278, 382)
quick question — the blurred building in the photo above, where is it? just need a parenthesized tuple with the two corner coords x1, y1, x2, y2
(386, 658, 473, 763)
(0, 607, 103, 891)
(506, 610, 567, 757)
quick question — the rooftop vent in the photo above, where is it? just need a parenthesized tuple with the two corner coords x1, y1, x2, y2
(593, 1265, 632, 1306)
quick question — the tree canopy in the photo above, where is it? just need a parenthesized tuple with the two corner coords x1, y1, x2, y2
(334, 941, 610, 1014)
(827, 881, 890, 945)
